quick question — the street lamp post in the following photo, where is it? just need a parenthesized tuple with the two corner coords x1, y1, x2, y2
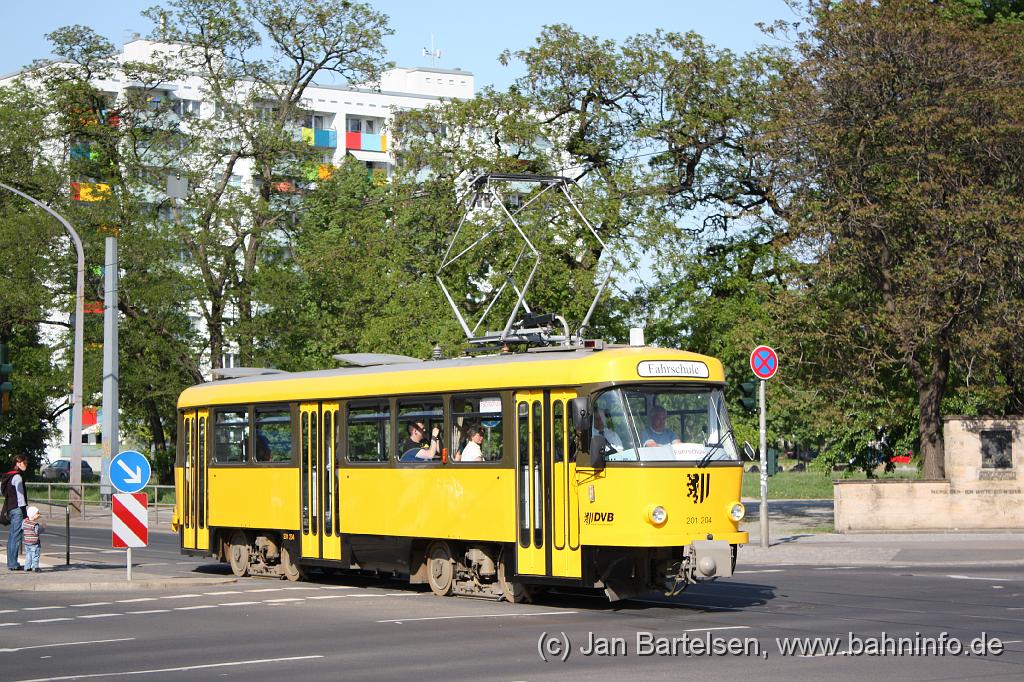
(0, 182, 85, 516)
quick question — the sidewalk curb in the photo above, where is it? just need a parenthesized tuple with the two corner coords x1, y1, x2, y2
(738, 555, 1024, 568)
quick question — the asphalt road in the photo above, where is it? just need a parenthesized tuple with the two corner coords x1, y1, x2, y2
(2, 528, 1023, 681)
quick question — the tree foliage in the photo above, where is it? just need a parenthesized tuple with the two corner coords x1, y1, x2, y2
(775, 0, 1024, 477)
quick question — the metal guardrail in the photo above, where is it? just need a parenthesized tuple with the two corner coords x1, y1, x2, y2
(25, 482, 176, 524)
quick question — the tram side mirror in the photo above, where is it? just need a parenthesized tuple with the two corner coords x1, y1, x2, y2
(571, 397, 604, 470)
(743, 441, 756, 462)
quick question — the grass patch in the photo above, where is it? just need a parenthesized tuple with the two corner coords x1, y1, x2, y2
(743, 471, 835, 499)
(742, 465, 921, 499)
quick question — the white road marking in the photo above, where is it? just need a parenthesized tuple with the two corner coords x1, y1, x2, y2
(0, 610, 14, 614)
(814, 566, 858, 570)
(26, 619, 73, 624)
(135, 563, 167, 567)
(1001, 640, 1024, 644)
(0, 623, 17, 627)
(174, 605, 217, 611)
(13, 654, 324, 681)
(204, 591, 242, 595)
(77, 614, 121, 619)
(263, 598, 304, 603)
(946, 574, 1011, 582)
(319, 585, 357, 590)
(384, 593, 426, 597)
(0, 638, 132, 653)
(70, 603, 111, 608)
(23, 607, 65, 611)
(160, 594, 202, 599)
(246, 588, 286, 593)
(378, 610, 577, 623)
(115, 598, 156, 604)
(218, 601, 261, 606)
(307, 595, 348, 600)
(125, 610, 169, 615)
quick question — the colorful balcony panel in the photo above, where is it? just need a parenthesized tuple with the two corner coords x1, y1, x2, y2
(71, 182, 111, 202)
(301, 127, 338, 148)
(271, 180, 298, 193)
(70, 144, 101, 161)
(303, 163, 334, 181)
(315, 129, 337, 148)
(345, 132, 387, 152)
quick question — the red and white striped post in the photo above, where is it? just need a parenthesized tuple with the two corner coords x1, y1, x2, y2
(112, 493, 148, 581)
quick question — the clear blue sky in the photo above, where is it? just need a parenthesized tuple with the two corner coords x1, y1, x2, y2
(1, 1, 796, 88)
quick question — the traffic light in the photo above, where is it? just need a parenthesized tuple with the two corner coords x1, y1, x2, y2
(739, 381, 757, 414)
(0, 342, 12, 418)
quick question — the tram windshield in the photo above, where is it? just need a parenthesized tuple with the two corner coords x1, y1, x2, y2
(593, 386, 739, 462)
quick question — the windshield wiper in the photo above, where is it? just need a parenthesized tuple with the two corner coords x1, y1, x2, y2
(697, 427, 733, 468)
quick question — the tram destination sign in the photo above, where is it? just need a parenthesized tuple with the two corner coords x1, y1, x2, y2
(637, 360, 709, 378)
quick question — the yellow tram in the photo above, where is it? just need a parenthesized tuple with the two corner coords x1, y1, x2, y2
(174, 345, 748, 601)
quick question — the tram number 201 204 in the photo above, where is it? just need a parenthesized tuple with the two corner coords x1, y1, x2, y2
(686, 516, 713, 525)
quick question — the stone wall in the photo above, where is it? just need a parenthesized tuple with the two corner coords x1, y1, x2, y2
(834, 417, 1023, 532)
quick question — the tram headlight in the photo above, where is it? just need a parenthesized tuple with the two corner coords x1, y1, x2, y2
(728, 502, 746, 522)
(647, 505, 668, 526)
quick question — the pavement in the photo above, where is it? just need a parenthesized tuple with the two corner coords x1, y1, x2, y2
(1, 499, 1022, 593)
(740, 498, 1024, 568)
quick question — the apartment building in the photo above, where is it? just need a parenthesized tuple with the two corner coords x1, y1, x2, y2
(3, 39, 473, 184)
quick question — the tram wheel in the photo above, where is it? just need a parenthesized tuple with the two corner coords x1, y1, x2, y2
(497, 548, 531, 604)
(425, 541, 454, 597)
(228, 531, 250, 577)
(280, 543, 306, 582)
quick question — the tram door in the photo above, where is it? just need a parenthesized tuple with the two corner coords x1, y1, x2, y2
(181, 409, 210, 552)
(514, 390, 581, 578)
(299, 403, 342, 561)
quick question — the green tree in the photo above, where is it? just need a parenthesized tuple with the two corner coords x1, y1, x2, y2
(8, 1, 392, 467)
(776, 0, 1024, 478)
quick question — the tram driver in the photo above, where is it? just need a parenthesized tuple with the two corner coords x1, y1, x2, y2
(401, 421, 441, 461)
(640, 405, 681, 447)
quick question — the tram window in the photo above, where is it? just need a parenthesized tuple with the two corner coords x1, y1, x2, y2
(214, 409, 249, 463)
(254, 406, 292, 462)
(398, 398, 443, 462)
(347, 403, 392, 462)
(451, 394, 503, 463)
(517, 402, 529, 548)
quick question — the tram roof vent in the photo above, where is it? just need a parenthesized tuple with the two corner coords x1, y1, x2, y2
(210, 367, 289, 380)
(332, 353, 424, 367)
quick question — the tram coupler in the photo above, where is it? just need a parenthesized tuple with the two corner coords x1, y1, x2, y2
(663, 540, 735, 596)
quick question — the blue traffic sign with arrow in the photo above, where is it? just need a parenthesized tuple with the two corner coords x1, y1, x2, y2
(109, 450, 151, 494)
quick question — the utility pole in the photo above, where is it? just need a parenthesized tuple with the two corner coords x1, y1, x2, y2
(101, 237, 119, 505)
(749, 345, 779, 549)
(0, 182, 86, 515)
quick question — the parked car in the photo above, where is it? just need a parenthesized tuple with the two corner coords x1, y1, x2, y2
(40, 459, 94, 482)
